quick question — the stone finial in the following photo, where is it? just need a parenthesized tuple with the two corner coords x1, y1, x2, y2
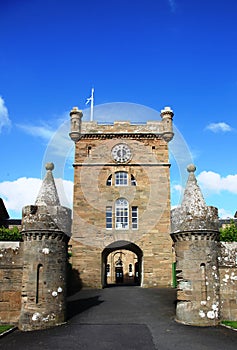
(160, 106, 174, 119)
(70, 106, 83, 117)
(35, 163, 60, 206)
(45, 162, 54, 171)
(187, 163, 196, 172)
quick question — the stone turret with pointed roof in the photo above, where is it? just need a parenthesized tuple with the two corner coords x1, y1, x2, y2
(171, 165, 220, 327)
(19, 163, 71, 331)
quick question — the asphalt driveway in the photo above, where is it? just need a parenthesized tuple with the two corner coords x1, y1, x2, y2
(1, 286, 237, 350)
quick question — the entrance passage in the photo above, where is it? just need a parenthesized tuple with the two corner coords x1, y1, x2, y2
(102, 241, 143, 287)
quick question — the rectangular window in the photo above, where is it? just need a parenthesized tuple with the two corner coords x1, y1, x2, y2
(132, 206, 138, 229)
(115, 172, 128, 186)
(106, 206, 112, 229)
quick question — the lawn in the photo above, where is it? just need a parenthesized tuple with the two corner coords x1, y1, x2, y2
(0, 325, 13, 334)
(221, 321, 237, 329)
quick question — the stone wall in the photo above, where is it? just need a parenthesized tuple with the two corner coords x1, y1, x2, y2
(0, 242, 23, 324)
(219, 242, 237, 321)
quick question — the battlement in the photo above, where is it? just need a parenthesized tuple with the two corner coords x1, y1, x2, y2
(69, 106, 174, 142)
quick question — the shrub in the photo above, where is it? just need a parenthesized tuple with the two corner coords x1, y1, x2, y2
(0, 226, 22, 241)
(220, 220, 237, 242)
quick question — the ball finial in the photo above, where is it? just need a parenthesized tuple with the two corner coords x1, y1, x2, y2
(187, 164, 196, 173)
(45, 162, 54, 171)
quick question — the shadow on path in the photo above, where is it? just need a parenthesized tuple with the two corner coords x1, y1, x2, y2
(67, 295, 104, 319)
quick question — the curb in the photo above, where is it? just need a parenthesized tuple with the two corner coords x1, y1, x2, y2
(221, 324, 237, 332)
(0, 326, 17, 338)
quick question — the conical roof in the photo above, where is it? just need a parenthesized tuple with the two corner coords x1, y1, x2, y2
(35, 162, 60, 206)
(180, 164, 206, 216)
(171, 164, 219, 232)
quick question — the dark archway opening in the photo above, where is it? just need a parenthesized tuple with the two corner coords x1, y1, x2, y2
(102, 240, 143, 288)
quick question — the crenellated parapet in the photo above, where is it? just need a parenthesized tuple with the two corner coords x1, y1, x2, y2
(22, 230, 69, 242)
(69, 106, 174, 143)
(171, 230, 219, 242)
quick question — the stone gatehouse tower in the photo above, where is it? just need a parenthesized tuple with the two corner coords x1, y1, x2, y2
(69, 106, 174, 288)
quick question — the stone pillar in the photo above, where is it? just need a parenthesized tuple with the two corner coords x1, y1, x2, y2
(171, 165, 220, 326)
(19, 163, 71, 331)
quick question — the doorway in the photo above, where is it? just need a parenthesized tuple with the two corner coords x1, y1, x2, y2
(102, 240, 143, 287)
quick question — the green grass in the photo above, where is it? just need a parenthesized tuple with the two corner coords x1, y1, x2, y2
(0, 325, 13, 334)
(221, 321, 237, 329)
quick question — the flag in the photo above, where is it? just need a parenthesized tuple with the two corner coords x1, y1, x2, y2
(86, 88, 94, 105)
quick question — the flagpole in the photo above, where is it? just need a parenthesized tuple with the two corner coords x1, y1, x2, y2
(90, 88, 94, 121)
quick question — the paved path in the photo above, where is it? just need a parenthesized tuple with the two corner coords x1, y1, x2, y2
(1, 287, 237, 349)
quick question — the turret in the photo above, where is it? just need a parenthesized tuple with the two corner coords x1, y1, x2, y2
(171, 164, 220, 326)
(19, 163, 71, 331)
(160, 106, 174, 142)
(69, 107, 83, 142)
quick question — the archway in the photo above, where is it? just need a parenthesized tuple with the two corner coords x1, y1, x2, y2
(102, 241, 143, 287)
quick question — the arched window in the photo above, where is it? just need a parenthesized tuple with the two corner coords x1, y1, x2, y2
(115, 172, 128, 186)
(115, 198, 129, 229)
(106, 174, 112, 186)
(131, 174, 137, 186)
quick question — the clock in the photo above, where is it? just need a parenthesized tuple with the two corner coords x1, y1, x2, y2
(111, 143, 132, 163)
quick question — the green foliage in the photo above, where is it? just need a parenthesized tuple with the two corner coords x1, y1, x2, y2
(221, 320, 237, 329)
(0, 226, 22, 241)
(0, 325, 14, 334)
(219, 220, 237, 242)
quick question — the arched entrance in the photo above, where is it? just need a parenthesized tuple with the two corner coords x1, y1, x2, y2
(102, 241, 143, 287)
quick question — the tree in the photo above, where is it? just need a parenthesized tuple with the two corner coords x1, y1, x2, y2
(220, 220, 237, 242)
(0, 226, 22, 241)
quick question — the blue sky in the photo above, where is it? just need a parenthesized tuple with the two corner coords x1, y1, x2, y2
(1, 0, 237, 218)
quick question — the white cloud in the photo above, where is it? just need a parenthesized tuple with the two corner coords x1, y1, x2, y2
(173, 184, 183, 193)
(17, 113, 73, 161)
(197, 171, 237, 194)
(0, 177, 73, 218)
(218, 208, 234, 219)
(206, 122, 232, 133)
(17, 123, 54, 140)
(0, 178, 42, 213)
(0, 96, 11, 132)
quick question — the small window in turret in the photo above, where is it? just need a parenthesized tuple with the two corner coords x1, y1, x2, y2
(88, 146, 92, 157)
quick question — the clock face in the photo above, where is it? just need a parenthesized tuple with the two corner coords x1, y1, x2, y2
(111, 143, 132, 163)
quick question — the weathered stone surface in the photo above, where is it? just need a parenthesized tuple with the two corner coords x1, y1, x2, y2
(219, 242, 237, 320)
(0, 242, 23, 324)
